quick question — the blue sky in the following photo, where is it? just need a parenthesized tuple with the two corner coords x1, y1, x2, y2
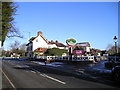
(4, 2, 118, 50)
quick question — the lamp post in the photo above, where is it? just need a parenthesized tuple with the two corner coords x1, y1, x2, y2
(113, 36, 117, 62)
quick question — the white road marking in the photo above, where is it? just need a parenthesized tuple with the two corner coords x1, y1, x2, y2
(29, 68, 66, 84)
(40, 74, 66, 85)
(0, 68, 16, 89)
(13, 64, 66, 85)
(77, 70, 84, 74)
(30, 70, 36, 73)
(30, 68, 38, 72)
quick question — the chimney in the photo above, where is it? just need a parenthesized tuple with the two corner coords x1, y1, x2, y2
(38, 31, 42, 36)
(56, 40, 58, 43)
(51, 40, 53, 42)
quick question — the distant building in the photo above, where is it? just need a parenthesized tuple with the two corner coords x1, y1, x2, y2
(26, 31, 67, 58)
(74, 42, 91, 53)
(90, 48, 101, 56)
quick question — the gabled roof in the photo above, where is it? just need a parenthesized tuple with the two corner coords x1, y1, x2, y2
(48, 41, 66, 47)
(28, 35, 48, 43)
(26, 43, 30, 46)
(26, 37, 36, 46)
(40, 35, 48, 43)
(76, 42, 90, 47)
(29, 37, 36, 41)
(27, 32, 66, 47)
(56, 43, 66, 47)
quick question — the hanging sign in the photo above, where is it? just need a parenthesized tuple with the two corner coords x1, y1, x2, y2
(66, 38, 76, 47)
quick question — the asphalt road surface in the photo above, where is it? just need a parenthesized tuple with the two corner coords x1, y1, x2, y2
(1, 59, 119, 89)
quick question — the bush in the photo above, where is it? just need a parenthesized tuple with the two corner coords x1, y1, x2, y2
(45, 48, 67, 56)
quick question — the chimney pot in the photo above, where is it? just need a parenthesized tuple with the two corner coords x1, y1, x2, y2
(56, 40, 58, 43)
(38, 31, 42, 36)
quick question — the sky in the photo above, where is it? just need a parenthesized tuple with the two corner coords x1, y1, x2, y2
(3, 2, 118, 50)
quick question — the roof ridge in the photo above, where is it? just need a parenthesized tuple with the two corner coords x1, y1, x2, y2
(40, 34, 48, 43)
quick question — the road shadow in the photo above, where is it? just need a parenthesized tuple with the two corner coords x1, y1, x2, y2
(13, 61, 120, 88)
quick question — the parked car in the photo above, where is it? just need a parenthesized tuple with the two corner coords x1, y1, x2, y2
(104, 61, 115, 69)
(112, 65, 120, 82)
(104, 57, 120, 69)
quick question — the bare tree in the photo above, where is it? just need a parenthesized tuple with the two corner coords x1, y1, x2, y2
(106, 44, 113, 51)
(9, 41, 20, 51)
(9, 41, 26, 57)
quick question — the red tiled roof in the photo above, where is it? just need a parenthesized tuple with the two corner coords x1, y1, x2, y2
(34, 48, 48, 52)
(56, 43, 66, 47)
(48, 41, 66, 47)
(76, 42, 90, 47)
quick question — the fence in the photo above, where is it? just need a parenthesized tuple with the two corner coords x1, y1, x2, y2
(37, 56, 94, 61)
(107, 56, 120, 62)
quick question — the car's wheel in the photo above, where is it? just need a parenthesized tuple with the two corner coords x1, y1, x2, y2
(113, 72, 120, 82)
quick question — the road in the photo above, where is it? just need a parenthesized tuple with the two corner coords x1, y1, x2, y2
(1, 59, 119, 89)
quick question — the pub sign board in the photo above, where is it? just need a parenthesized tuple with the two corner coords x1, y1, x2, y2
(73, 50, 84, 55)
(66, 38, 76, 47)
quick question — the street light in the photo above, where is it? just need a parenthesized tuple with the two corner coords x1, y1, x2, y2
(113, 36, 117, 62)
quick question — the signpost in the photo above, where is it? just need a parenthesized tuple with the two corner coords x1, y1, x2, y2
(66, 38, 76, 60)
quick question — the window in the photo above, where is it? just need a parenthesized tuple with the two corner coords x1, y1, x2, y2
(48, 46, 51, 48)
(36, 39, 38, 42)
